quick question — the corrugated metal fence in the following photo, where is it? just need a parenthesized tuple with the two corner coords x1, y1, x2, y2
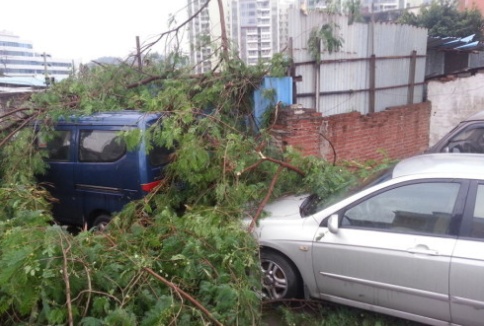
(288, 9, 428, 116)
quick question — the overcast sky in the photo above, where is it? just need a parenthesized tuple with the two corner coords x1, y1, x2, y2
(2, 0, 188, 63)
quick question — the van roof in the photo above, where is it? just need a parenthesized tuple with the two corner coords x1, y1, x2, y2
(55, 110, 162, 126)
(393, 153, 484, 178)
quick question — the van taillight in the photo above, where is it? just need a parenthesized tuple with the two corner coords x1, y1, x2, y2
(141, 180, 161, 192)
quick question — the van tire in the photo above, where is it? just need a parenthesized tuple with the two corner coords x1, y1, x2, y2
(91, 215, 111, 232)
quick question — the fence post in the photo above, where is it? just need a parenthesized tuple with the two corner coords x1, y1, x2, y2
(369, 54, 376, 113)
(407, 50, 417, 105)
(288, 37, 297, 105)
(315, 62, 320, 112)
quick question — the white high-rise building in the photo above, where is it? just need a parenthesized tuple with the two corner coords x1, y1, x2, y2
(187, 0, 223, 74)
(187, 0, 297, 72)
(227, 0, 295, 65)
(0, 31, 73, 82)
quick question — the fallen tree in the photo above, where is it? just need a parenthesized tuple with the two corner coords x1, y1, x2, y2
(0, 3, 389, 323)
(0, 49, 373, 325)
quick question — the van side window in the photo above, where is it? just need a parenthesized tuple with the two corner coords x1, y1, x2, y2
(149, 144, 173, 166)
(79, 130, 126, 162)
(38, 130, 71, 161)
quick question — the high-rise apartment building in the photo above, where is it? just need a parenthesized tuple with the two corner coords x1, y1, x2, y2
(187, 0, 296, 72)
(228, 0, 273, 66)
(304, 0, 328, 10)
(0, 31, 72, 82)
(227, 0, 295, 65)
(187, 0, 223, 74)
(301, 0, 429, 15)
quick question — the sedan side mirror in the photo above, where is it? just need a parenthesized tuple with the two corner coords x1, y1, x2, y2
(328, 214, 339, 234)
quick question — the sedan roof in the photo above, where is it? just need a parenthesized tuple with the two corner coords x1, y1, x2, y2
(393, 153, 484, 179)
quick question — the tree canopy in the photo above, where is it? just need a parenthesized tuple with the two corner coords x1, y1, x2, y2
(398, 0, 484, 40)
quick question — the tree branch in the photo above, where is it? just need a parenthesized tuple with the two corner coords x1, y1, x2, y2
(59, 235, 74, 326)
(248, 166, 284, 232)
(139, 0, 211, 56)
(0, 114, 37, 148)
(0, 107, 33, 120)
(143, 267, 223, 326)
(126, 74, 168, 89)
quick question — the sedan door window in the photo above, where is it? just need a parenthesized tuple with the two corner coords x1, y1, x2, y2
(343, 182, 461, 235)
(469, 184, 484, 238)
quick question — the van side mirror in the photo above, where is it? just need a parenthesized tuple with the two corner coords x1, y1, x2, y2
(328, 214, 339, 234)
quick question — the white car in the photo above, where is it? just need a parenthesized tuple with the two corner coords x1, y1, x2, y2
(255, 153, 484, 326)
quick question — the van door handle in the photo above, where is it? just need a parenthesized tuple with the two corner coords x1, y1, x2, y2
(407, 245, 439, 256)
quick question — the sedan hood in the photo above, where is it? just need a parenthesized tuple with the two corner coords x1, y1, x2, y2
(252, 193, 319, 244)
(261, 194, 310, 220)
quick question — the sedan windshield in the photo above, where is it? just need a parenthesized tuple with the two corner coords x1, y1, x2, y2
(299, 168, 394, 217)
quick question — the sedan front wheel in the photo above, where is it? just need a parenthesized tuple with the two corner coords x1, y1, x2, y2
(260, 251, 302, 300)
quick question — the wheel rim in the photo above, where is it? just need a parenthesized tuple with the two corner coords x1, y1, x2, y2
(261, 259, 288, 299)
(95, 221, 108, 232)
(91, 216, 111, 232)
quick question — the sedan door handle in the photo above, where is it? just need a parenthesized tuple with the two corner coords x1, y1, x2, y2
(407, 245, 439, 256)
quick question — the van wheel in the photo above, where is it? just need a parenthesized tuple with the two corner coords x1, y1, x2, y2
(91, 215, 111, 232)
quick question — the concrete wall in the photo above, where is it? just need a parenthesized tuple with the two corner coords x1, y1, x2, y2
(427, 71, 484, 146)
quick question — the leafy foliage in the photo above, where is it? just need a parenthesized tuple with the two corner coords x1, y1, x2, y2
(308, 23, 344, 63)
(0, 33, 390, 325)
(398, 0, 484, 40)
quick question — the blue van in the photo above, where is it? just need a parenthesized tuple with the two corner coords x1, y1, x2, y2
(36, 111, 171, 229)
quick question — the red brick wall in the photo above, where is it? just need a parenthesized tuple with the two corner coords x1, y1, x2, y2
(271, 102, 431, 162)
(270, 106, 324, 157)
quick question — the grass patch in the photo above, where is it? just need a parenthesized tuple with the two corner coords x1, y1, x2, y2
(262, 300, 425, 326)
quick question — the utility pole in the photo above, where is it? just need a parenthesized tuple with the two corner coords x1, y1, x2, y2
(216, 0, 229, 62)
(42, 52, 50, 86)
(136, 36, 143, 72)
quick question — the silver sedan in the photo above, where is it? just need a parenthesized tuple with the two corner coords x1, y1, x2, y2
(254, 153, 484, 326)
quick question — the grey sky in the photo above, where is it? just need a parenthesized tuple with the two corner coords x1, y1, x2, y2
(2, 0, 188, 63)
